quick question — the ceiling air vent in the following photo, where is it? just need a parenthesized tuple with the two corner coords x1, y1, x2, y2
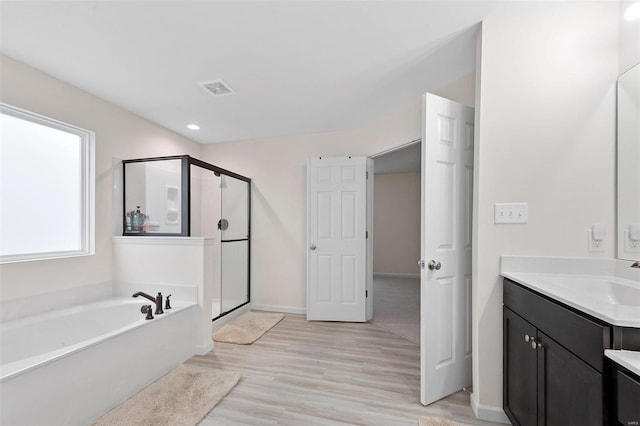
(199, 80, 235, 97)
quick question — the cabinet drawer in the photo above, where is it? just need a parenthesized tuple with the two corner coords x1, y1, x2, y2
(504, 279, 610, 372)
(617, 370, 640, 426)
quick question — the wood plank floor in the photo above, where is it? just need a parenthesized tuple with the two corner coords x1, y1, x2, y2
(186, 314, 501, 426)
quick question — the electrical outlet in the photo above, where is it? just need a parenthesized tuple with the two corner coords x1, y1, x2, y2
(494, 203, 528, 224)
(625, 230, 640, 253)
(588, 229, 605, 253)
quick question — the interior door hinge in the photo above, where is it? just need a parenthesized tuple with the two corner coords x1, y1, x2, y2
(366, 290, 368, 298)
(366, 171, 369, 179)
(366, 231, 369, 239)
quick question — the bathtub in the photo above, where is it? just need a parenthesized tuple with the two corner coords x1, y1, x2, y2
(0, 296, 199, 425)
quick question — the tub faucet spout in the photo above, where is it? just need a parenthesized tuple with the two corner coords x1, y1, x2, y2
(132, 291, 164, 315)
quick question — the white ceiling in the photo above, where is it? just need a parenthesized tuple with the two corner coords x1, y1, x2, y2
(1, 1, 562, 144)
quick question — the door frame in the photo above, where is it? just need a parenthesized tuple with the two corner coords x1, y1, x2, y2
(366, 130, 476, 402)
(366, 137, 422, 322)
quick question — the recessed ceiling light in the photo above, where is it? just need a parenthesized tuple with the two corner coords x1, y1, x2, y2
(187, 124, 200, 130)
(625, 2, 640, 21)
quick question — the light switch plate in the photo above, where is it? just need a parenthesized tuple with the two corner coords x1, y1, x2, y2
(495, 203, 528, 224)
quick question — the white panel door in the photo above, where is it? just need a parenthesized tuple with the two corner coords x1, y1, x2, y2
(307, 156, 367, 322)
(421, 93, 474, 405)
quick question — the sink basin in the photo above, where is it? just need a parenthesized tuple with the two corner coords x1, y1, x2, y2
(604, 280, 640, 306)
(534, 275, 640, 307)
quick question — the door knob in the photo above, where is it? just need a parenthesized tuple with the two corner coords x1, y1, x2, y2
(428, 260, 441, 270)
(310, 244, 317, 250)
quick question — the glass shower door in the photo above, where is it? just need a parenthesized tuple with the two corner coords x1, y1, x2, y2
(220, 175, 250, 315)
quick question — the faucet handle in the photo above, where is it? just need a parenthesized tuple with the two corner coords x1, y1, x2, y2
(141, 305, 154, 320)
(165, 294, 172, 310)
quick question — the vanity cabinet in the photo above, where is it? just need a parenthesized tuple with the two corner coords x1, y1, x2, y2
(611, 363, 640, 426)
(503, 278, 611, 426)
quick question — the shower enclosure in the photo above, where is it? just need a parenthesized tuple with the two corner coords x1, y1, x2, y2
(122, 155, 250, 320)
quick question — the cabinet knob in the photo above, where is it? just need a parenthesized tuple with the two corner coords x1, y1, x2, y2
(525, 334, 542, 349)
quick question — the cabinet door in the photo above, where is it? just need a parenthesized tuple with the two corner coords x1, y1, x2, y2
(538, 331, 603, 426)
(616, 369, 640, 426)
(504, 308, 538, 426)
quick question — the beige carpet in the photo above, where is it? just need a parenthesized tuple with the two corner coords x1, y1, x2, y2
(212, 311, 284, 344)
(418, 417, 468, 426)
(94, 364, 240, 426)
(371, 276, 420, 344)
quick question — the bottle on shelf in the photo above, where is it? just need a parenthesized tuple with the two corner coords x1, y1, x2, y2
(132, 206, 142, 232)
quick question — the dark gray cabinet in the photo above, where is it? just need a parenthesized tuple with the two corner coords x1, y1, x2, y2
(612, 364, 640, 426)
(503, 279, 610, 426)
(504, 308, 537, 426)
(540, 331, 603, 425)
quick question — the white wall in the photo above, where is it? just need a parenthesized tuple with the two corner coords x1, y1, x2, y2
(620, 1, 640, 74)
(472, 3, 618, 419)
(0, 55, 202, 300)
(202, 100, 422, 312)
(373, 172, 421, 275)
(202, 75, 473, 312)
(435, 72, 476, 108)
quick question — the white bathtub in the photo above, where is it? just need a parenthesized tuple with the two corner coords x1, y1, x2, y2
(0, 296, 199, 425)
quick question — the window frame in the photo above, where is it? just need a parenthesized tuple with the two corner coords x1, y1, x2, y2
(0, 103, 95, 263)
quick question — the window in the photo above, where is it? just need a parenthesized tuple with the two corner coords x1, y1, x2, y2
(0, 103, 95, 263)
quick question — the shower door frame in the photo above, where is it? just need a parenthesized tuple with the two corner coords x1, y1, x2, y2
(122, 154, 252, 319)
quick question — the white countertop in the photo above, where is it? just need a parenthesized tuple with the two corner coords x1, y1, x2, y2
(605, 349, 640, 377)
(501, 257, 640, 328)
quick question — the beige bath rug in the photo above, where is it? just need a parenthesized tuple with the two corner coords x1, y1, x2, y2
(418, 417, 469, 426)
(212, 311, 284, 344)
(94, 364, 240, 426)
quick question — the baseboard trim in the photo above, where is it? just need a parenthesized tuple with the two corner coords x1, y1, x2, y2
(195, 341, 214, 356)
(251, 304, 306, 315)
(470, 392, 510, 424)
(373, 272, 420, 279)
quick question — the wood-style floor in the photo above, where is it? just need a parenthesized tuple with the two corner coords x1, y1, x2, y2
(186, 314, 500, 426)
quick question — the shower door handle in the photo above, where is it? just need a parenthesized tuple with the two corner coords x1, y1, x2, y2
(310, 244, 317, 250)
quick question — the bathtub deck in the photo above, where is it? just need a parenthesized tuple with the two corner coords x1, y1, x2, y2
(185, 314, 499, 425)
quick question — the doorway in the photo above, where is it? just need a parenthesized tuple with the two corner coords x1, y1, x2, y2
(307, 94, 474, 406)
(369, 140, 421, 344)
